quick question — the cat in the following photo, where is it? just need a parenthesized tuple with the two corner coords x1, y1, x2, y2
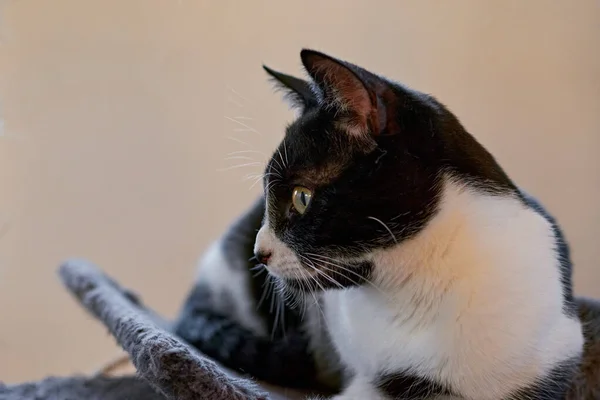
(174, 49, 588, 399)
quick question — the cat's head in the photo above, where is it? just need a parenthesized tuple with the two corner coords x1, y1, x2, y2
(254, 49, 515, 293)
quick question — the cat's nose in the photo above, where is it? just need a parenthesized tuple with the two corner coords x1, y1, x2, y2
(255, 250, 272, 265)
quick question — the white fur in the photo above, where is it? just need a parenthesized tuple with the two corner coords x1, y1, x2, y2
(196, 241, 267, 336)
(256, 179, 584, 399)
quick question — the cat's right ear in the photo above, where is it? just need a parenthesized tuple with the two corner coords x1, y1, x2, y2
(263, 65, 318, 111)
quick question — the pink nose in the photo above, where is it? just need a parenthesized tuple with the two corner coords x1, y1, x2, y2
(255, 250, 272, 265)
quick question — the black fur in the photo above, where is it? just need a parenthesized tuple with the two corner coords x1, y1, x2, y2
(374, 371, 454, 399)
(507, 358, 580, 400)
(174, 284, 319, 389)
(520, 191, 577, 317)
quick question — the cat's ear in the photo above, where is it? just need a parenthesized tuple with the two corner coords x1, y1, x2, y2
(263, 65, 318, 110)
(300, 49, 391, 137)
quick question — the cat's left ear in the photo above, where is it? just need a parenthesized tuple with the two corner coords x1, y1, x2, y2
(300, 49, 394, 137)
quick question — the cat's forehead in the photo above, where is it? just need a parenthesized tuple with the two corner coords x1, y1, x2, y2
(273, 111, 352, 185)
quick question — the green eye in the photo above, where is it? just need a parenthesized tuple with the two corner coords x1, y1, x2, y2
(292, 186, 312, 214)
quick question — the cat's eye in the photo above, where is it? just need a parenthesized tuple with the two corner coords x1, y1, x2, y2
(292, 186, 312, 215)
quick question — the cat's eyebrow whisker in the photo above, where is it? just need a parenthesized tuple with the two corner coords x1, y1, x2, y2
(217, 162, 263, 172)
(248, 175, 265, 190)
(226, 85, 249, 103)
(276, 148, 287, 170)
(225, 116, 262, 136)
(224, 156, 255, 161)
(368, 216, 398, 244)
(228, 150, 267, 157)
(227, 136, 254, 147)
(269, 157, 285, 176)
(243, 172, 281, 183)
(227, 97, 244, 108)
(282, 138, 289, 167)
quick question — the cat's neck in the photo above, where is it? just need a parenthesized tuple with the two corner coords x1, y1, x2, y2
(371, 178, 562, 321)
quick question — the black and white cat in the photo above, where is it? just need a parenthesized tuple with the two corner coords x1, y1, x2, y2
(175, 49, 584, 399)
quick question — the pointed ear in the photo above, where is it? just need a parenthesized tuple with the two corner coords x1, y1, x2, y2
(300, 49, 389, 137)
(263, 65, 318, 110)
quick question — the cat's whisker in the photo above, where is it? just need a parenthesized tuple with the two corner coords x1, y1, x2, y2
(256, 275, 273, 311)
(368, 216, 398, 244)
(250, 264, 265, 272)
(228, 150, 267, 157)
(227, 97, 244, 108)
(299, 255, 345, 290)
(249, 176, 265, 190)
(276, 149, 286, 171)
(269, 158, 285, 176)
(226, 86, 249, 103)
(305, 252, 387, 297)
(225, 116, 262, 136)
(282, 138, 289, 167)
(252, 268, 267, 278)
(223, 156, 255, 162)
(243, 172, 281, 183)
(227, 136, 254, 147)
(217, 162, 263, 172)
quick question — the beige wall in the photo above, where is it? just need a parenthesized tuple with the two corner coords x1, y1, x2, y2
(0, 0, 598, 383)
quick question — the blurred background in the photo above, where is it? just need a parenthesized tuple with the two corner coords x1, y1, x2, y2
(0, 0, 599, 384)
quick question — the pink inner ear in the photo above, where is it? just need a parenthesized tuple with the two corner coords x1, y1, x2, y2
(310, 58, 374, 120)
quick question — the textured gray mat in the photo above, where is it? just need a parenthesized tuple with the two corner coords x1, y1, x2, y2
(0, 260, 272, 400)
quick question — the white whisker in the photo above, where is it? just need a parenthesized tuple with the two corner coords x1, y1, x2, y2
(228, 150, 266, 157)
(224, 156, 255, 161)
(227, 136, 253, 147)
(283, 138, 289, 166)
(225, 116, 261, 135)
(368, 216, 398, 243)
(227, 97, 244, 108)
(226, 85, 249, 103)
(306, 252, 387, 298)
(217, 162, 263, 172)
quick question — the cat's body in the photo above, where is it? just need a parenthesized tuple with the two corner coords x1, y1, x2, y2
(175, 50, 588, 399)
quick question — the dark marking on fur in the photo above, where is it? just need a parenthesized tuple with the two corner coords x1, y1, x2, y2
(567, 297, 600, 399)
(374, 371, 454, 399)
(520, 190, 577, 317)
(174, 285, 321, 390)
(508, 358, 580, 400)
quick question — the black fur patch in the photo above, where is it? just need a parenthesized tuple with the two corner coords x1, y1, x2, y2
(374, 371, 454, 399)
(507, 357, 581, 400)
(174, 284, 320, 389)
(520, 191, 577, 317)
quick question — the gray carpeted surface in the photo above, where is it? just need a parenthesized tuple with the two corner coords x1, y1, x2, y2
(0, 260, 279, 400)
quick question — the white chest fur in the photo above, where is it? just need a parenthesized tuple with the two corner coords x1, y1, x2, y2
(322, 182, 584, 399)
